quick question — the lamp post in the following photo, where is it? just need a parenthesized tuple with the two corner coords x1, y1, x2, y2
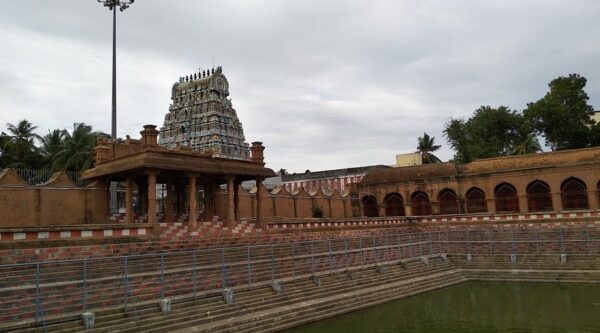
(97, 0, 135, 139)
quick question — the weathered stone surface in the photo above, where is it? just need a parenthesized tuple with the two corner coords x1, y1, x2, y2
(159, 66, 250, 160)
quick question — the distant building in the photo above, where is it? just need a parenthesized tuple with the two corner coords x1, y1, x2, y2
(281, 165, 389, 193)
(158, 66, 251, 160)
(394, 152, 422, 167)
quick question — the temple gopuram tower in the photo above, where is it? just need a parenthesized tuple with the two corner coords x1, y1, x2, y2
(159, 66, 251, 160)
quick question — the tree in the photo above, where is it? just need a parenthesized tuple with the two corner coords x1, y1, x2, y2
(3, 120, 42, 168)
(416, 132, 442, 164)
(0, 132, 10, 168)
(53, 123, 97, 171)
(444, 106, 540, 163)
(41, 129, 68, 171)
(524, 74, 595, 150)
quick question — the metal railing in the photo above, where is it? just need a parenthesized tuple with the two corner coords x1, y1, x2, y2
(0, 227, 598, 329)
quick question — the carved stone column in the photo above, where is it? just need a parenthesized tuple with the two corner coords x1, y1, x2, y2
(587, 189, 599, 210)
(226, 175, 235, 229)
(147, 170, 158, 235)
(486, 198, 496, 214)
(125, 177, 134, 224)
(518, 194, 529, 214)
(256, 178, 263, 229)
(189, 175, 197, 230)
(165, 179, 174, 222)
(551, 191, 563, 213)
(404, 202, 413, 217)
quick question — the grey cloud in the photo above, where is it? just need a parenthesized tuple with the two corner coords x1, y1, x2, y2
(1, 0, 599, 172)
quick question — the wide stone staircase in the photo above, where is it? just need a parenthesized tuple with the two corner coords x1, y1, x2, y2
(1, 255, 459, 333)
(450, 253, 600, 283)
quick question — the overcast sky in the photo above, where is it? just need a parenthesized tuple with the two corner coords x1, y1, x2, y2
(1, 1, 599, 173)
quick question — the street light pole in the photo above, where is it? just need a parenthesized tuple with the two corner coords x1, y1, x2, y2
(97, 0, 135, 139)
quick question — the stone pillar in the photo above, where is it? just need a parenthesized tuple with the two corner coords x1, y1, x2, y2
(486, 198, 497, 214)
(256, 178, 263, 228)
(587, 189, 599, 210)
(125, 177, 134, 224)
(431, 201, 440, 215)
(204, 179, 213, 221)
(226, 176, 235, 228)
(234, 180, 240, 221)
(147, 170, 158, 235)
(165, 179, 174, 222)
(518, 194, 529, 213)
(189, 175, 197, 230)
(377, 204, 386, 218)
(551, 191, 563, 213)
(404, 202, 413, 217)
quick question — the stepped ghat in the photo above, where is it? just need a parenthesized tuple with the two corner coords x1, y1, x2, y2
(159, 66, 250, 160)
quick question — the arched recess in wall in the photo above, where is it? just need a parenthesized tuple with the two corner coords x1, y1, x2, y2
(465, 187, 487, 213)
(495, 182, 519, 213)
(362, 195, 379, 217)
(526, 180, 553, 212)
(561, 177, 589, 210)
(411, 191, 431, 216)
(384, 193, 405, 216)
(438, 189, 459, 215)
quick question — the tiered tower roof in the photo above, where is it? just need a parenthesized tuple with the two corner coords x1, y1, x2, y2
(158, 66, 250, 160)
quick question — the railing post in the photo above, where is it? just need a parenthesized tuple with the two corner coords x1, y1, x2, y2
(359, 237, 364, 269)
(467, 229, 471, 255)
(328, 240, 333, 274)
(535, 228, 540, 256)
(291, 242, 296, 282)
(419, 233, 423, 256)
(220, 248, 226, 289)
(511, 228, 516, 257)
(247, 246, 252, 289)
(270, 244, 275, 281)
(35, 263, 41, 325)
(488, 228, 493, 256)
(560, 227, 565, 254)
(160, 253, 165, 299)
(123, 256, 129, 312)
(83, 258, 88, 313)
(311, 240, 316, 275)
(344, 238, 349, 272)
(408, 233, 413, 258)
(385, 235, 391, 263)
(192, 249, 198, 300)
(373, 237, 378, 264)
(397, 235, 402, 260)
(446, 229, 450, 253)
(428, 232, 433, 255)
(585, 225, 591, 255)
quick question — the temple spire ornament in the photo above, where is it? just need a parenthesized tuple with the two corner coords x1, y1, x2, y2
(159, 66, 251, 160)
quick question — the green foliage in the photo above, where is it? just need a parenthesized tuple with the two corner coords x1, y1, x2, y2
(312, 205, 324, 218)
(1, 120, 98, 172)
(416, 132, 442, 163)
(41, 129, 68, 171)
(444, 106, 540, 163)
(3, 119, 43, 168)
(524, 74, 596, 150)
(53, 123, 97, 172)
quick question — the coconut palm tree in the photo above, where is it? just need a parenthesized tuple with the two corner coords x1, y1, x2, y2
(41, 129, 68, 171)
(53, 123, 97, 171)
(4, 120, 42, 168)
(417, 132, 442, 164)
(511, 133, 541, 156)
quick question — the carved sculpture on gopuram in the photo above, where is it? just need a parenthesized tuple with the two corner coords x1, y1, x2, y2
(158, 66, 251, 160)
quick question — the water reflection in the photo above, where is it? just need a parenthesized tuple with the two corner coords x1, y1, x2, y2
(281, 282, 600, 333)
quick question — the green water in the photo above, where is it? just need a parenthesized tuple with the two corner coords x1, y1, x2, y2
(281, 282, 600, 333)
